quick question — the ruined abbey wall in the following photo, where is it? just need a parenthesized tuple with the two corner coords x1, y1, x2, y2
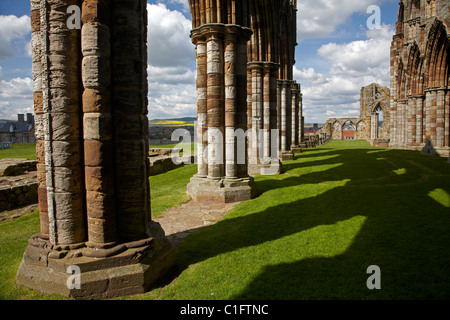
(390, 0, 449, 156)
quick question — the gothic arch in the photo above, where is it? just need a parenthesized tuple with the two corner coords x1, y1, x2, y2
(425, 19, 449, 88)
(406, 42, 424, 96)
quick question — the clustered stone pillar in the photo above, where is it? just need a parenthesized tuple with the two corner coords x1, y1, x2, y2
(42, 0, 86, 246)
(30, 0, 49, 239)
(187, 24, 256, 203)
(289, 81, 302, 153)
(81, 0, 118, 252)
(371, 112, 379, 140)
(17, 0, 174, 299)
(298, 91, 303, 145)
(278, 80, 294, 160)
(247, 62, 280, 175)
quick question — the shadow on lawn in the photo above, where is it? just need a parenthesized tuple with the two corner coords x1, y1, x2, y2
(173, 145, 450, 299)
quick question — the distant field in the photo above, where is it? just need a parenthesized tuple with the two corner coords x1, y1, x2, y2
(149, 119, 195, 127)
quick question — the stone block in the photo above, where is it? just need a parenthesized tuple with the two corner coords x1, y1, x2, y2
(187, 176, 256, 203)
(83, 113, 113, 140)
(82, 88, 111, 113)
(82, 55, 111, 88)
(81, 22, 111, 57)
(84, 140, 114, 167)
(85, 166, 114, 193)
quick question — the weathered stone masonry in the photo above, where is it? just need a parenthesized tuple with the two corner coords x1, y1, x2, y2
(17, 0, 175, 299)
(390, 0, 449, 156)
(18, 0, 303, 299)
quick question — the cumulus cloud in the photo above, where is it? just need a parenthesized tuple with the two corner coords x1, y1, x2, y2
(297, 0, 385, 41)
(146, 3, 197, 119)
(0, 74, 34, 120)
(295, 24, 395, 123)
(147, 3, 194, 67)
(0, 15, 31, 60)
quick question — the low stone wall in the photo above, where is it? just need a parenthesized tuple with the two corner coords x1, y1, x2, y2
(0, 172, 38, 211)
(0, 159, 37, 177)
(148, 148, 195, 176)
(149, 155, 195, 176)
(371, 139, 390, 148)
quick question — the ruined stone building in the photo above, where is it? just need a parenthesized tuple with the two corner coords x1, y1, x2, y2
(18, 0, 302, 299)
(390, 0, 449, 156)
(320, 83, 390, 145)
(319, 0, 449, 154)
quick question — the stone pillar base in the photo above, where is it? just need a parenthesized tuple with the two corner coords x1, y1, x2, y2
(187, 175, 256, 203)
(248, 159, 282, 176)
(16, 231, 176, 299)
(290, 145, 302, 153)
(279, 150, 294, 161)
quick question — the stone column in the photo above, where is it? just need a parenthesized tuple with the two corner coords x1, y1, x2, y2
(280, 81, 287, 152)
(81, 0, 118, 252)
(436, 89, 445, 148)
(445, 90, 450, 147)
(407, 97, 416, 145)
(31, 0, 48, 239)
(235, 36, 249, 178)
(425, 89, 437, 145)
(247, 62, 280, 175)
(194, 37, 208, 178)
(246, 65, 253, 170)
(17, 0, 175, 299)
(371, 113, 378, 140)
(224, 31, 237, 179)
(249, 63, 262, 166)
(42, 0, 85, 246)
(111, 0, 156, 242)
(298, 91, 303, 144)
(277, 80, 282, 148)
(389, 100, 397, 147)
(263, 65, 271, 159)
(290, 83, 297, 147)
(279, 80, 294, 160)
(206, 31, 225, 179)
(187, 24, 255, 203)
(430, 90, 437, 146)
(416, 96, 424, 144)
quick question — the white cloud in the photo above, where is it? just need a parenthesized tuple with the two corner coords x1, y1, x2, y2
(146, 3, 196, 119)
(295, 24, 395, 123)
(0, 75, 33, 120)
(297, 0, 383, 41)
(147, 3, 194, 67)
(0, 15, 31, 60)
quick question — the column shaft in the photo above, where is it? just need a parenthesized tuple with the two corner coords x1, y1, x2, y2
(225, 34, 237, 178)
(436, 89, 445, 148)
(31, 0, 48, 238)
(416, 96, 424, 144)
(290, 83, 298, 147)
(41, 0, 85, 245)
(81, 0, 117, 247)
(112, 0, 151, 241)
(195, 38, 208, 177)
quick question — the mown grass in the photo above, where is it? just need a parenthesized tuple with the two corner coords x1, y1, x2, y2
(0, 143, 36, 160)
(2, 140, 450, 300)
(140, 140, 450, 300)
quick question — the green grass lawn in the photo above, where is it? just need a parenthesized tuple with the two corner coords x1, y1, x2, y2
(0, 143, 36, 160)
(1, 140, 450, 299)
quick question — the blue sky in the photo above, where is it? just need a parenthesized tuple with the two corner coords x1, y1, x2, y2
(0, 0, 400, 123)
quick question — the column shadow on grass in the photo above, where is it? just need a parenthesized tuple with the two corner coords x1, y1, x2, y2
(169, 146, 450, 299)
